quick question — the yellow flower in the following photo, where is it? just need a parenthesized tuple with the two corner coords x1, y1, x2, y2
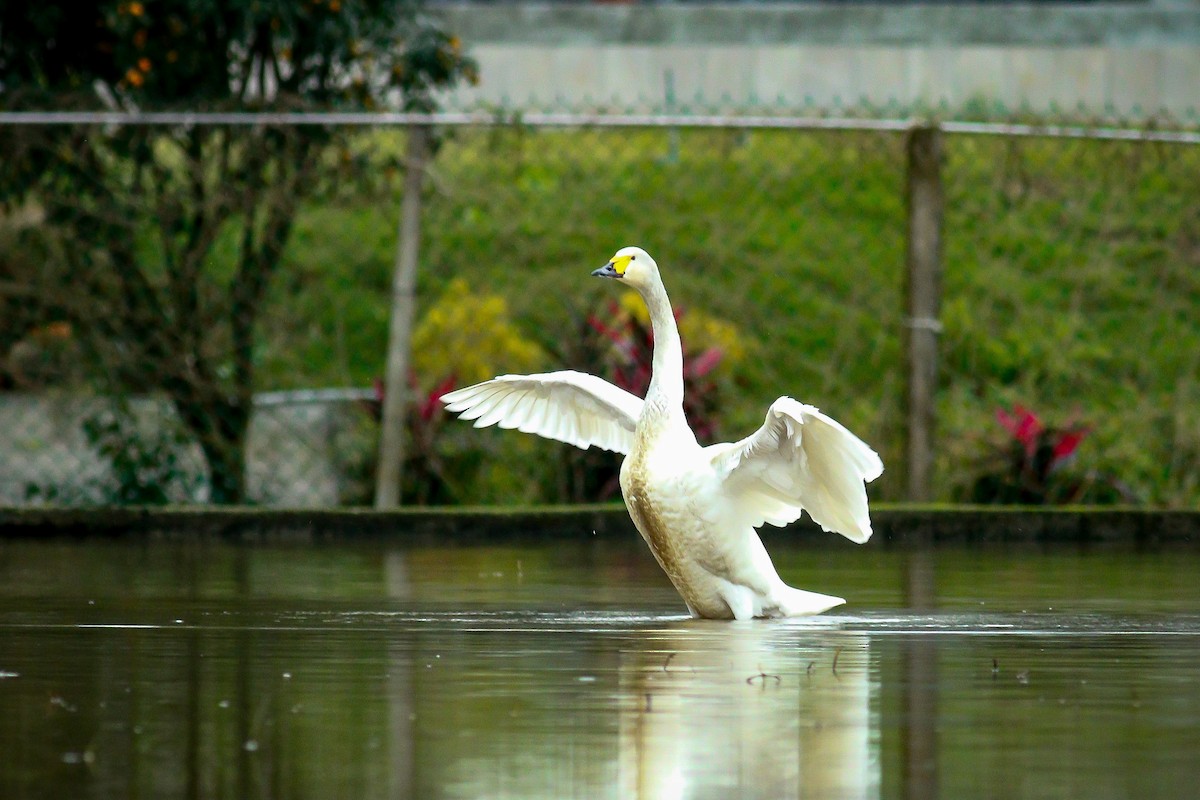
(412, 279, 546, 387)
(618, 291, 649, 325)
(610, 292, 746, 366)
(128, 2, 144, 16)
(680, 311, 746, 364)
(125, 68, 144, 87)
(137, 57, 151, 73)
(41, 322, 73, 340)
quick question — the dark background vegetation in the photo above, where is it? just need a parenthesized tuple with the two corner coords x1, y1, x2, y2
(1, 1, 475, 503)
(2, 4, 1197, 508)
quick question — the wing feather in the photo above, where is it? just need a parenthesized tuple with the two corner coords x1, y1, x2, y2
(442, 370, 643, 454)
(709, 397, 883, 543)
(497, 392, 533, 430)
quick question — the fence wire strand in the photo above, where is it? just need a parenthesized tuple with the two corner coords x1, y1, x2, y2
(2, 111, 1197, 507)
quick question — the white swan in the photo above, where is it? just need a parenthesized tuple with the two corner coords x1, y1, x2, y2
(441, 246, 883, 619)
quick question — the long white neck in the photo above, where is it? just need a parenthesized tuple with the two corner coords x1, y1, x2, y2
(639, 273, 685, 415)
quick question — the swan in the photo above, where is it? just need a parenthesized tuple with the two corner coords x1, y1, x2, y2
(441, 246, 883, 619)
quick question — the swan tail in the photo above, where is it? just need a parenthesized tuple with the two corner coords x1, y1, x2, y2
(776, 586, 845, 617)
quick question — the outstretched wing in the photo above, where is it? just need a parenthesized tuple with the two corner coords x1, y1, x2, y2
(707, 397, 883, 543)
(441, 370, 643, 454)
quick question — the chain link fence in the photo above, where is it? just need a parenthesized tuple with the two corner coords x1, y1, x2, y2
(2, 108, 1198, 507)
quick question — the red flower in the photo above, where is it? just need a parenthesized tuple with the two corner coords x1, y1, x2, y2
(1050, 428, 1088, 466)
(419, 373, 458, 422)
(996, 405, 1042, 457)
(996, 405, 1089, 471)
(371, 373, 457, 422)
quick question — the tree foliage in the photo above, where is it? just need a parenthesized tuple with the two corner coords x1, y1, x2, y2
(0, 1, 476, 502)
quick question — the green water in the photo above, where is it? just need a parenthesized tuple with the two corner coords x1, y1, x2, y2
(1, 537, 1198, 799)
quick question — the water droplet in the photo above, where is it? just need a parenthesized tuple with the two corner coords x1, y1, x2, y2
(49, 696, 77, 713)
(243, 740, 259, 752)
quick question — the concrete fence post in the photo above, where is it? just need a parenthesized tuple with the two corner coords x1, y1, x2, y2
(903, 125, 944, 503)
(375, 125, 431, 508)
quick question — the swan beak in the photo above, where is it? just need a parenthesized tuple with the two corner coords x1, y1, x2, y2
(592, 262, 621, 279)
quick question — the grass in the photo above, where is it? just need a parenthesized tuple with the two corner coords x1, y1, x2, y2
(257, 127, 1200, 507)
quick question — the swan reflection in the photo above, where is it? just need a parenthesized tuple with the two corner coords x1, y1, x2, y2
(619, 621, 875, 800)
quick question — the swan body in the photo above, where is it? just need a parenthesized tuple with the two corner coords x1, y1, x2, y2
(441, 247, 883, 619)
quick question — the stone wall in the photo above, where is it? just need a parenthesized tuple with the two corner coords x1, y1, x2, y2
(0, 394, 374, 507)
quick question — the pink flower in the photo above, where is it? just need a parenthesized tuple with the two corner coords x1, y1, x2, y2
(686, 347, 724, 379)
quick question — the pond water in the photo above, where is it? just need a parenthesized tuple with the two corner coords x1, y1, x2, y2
(1, 535, 1198, 799)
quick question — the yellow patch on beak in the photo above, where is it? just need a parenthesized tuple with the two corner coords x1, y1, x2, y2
(610, 254, 633, 275)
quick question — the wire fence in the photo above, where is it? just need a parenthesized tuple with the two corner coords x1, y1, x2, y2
(4, 110, 1200, 143)
(2, 109, 1198, 508)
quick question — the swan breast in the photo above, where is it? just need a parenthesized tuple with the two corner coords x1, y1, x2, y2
(620, 440, 738, 617)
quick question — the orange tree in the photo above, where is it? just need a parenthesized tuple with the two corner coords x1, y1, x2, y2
(0, 2, 475, 502)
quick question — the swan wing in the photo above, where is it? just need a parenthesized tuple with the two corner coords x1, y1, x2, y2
(441, 370, 643, 454)
(708, 397, 883, 543)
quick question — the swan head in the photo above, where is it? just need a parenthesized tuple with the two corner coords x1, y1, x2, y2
(591, 246, 659, 290)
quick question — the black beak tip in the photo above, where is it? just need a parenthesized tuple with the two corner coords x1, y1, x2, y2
(592, 264, 619, 278)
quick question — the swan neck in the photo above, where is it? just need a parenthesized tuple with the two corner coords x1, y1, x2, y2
(642, 275, 684, 410)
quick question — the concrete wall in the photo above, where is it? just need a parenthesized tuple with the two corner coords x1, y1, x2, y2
(433, 3, 1200, 117)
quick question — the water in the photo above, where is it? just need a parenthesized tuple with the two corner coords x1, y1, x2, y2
(1, 536, 1198, 799)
